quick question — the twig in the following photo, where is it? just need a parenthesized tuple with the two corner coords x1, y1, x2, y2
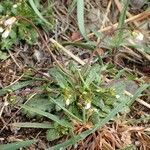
(124, 90, 150, 109)
(105, 78, 150, 109)
(8, 50, 22, 70)
(75, 11, 150, 42)
(50, 38, 85, 66)
(100, 0, 112, 30)
(5, 73, 24, 88)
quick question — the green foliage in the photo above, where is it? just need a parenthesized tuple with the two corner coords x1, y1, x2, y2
(20, 63, 143, 143)
(4, 62, 147, 147)
(77, 0, 86, 39)
(0, 80, 34, 96)
(0, 139, 37, 150)
(0, 0, 54, 50)
(112, 0, 129, 48)
(46, 123, 69, 141)
(49, 94, 132, 150)
(22, 94, 55, 118)
(0, 50, 8, 60)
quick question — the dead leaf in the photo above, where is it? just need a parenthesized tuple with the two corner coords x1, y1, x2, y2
(71, 32, 81, 41)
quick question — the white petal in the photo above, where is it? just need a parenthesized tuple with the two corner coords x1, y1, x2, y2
(135, 32, 144, 41)
(85, 102, 91, 109)
(13, 4, 18, 8)
(66, 99, 70, 106)
(116, 95, 120, 99)
(2, 27, 11, 38)
(4, 17, 16, 26)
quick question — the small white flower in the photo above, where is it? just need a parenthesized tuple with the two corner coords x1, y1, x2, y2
(2, 27, 11, 38)
(4, 17, 16, 26)
(116, 95, 120, 99)
(0, 27, 4, 33)
(96, 89, 100, 92)
(85, 102, 91, 109)
(135, 32, 144, 42)
(13, 4, 18, 8)
(66, 99, 70, 106)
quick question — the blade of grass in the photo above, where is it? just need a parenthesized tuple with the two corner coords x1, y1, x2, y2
(68, 0, 77, 14)
(12, 122, 53, 129)
(0, 139, 37, 150)
(48, 95, 132, 150)
(111, 0, 129, 47)
(28, 0, 53, 28)
(21, 105, 72, 128)
(50, 97, 83, 123)
(77, 0, 87, 40)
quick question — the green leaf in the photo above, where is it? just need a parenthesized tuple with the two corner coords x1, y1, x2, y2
(28, 0, 53, 28)
(112, 0, 129, 47)
(0, 51, 9, 60)
(0, 80, 34, 96)
(46, 128, 62, 141)
(22, 95, 55, 118)
(21, 105, 72, 128)
(0, 139, 37, 150)
(50, 97, 83, 123)
(12, 122, 53, 129)
(48, 96, 130, 150)
(77, 0, 87, 39)
(49, 67, 68, 89)
(90, 111, 100, 125)
(84, 64, 101, 88)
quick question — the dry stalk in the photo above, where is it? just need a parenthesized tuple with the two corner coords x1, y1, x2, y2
(75, 10, 150, 42)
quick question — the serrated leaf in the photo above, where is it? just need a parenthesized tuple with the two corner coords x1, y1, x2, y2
(90, 111, 100, 125)
(49, 67, 68, 89)
(50, 97, 82, 123)
(22, 96, 55, 118)
(46, 128, 62, 141)
(84, 64, 101, 88)
(21, 105, 72, 128)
